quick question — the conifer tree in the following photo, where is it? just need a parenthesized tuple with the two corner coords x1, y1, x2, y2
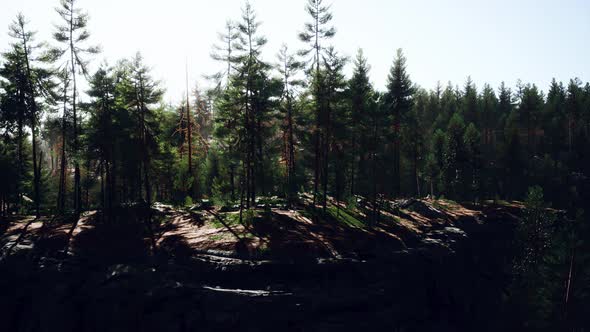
(122, 53, 163, 250)
(348, 49, 373, 197)
(86, 64, 116, 219)
(52, 0, 99, 215)
(0, 41, 29, 208)
(299, 0, 336, 206)
(210, 20, 239, 90)
(479, 83, 498, 149)
(384, 48, 413, 197)
(543, 79, 567, 161)
(320, 46, 346, 211)
(463, 123, 482, 202)
(444, 112, 466, 199)
(6, 14, 55, 217)
(518, 83, 544, 154)
(277, 44, 303, 205)
(56, 66, 70, 212)
(461, 76, 478, 126)
(405, 88, 427, 196)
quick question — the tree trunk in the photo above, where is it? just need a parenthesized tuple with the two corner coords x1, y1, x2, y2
(322, 103, 330, 213)
(57, 84, 68, 214)
(350, 133, 356, 197)
(100, 162, 105, 223)
(393, 120, 401, 197)
(230, 165, 235, 201)
(564, 246, 575, 322)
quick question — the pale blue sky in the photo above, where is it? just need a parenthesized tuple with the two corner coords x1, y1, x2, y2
(1, 0, 589, 102)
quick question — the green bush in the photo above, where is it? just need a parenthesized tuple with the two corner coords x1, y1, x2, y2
(211, 177, 231, 207)
(243, 208, 256, 228)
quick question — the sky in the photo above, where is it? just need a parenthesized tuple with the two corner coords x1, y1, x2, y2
(0, 0, 589, 103)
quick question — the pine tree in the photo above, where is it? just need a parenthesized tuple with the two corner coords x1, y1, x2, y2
(426, 129, 446, 196)
(214, 2, 280, 217)
(444, 112, 466, 199)
(5, 14, 56, 217)
(479, 83, 498, 149)
(384, 48, 413, 197)
(86, 64, 117, 220)
(405, 88, 427, 196)
(56, 66, 70, 213)
(0, 55, 30, 214)
(0, 41, 29, 208)
(461, 76, 478, 126)
(518, 83, 544, 155)
(348, 49, 373, 197)
(436, 82, 459, 130)
(320, 46, 346, 211)
(277, 44, 303, 205)
(463, 123, 481, 202)
(299, 0, 336, 207)
(210, 20, 239, 90)
(52, 0, 99, 215)
(543, 79, 567, 161)
(122, 53, 163, 251)
(565, 79, 583, 153)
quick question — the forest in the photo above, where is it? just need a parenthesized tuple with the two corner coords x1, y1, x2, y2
(0, 0, 589, 331)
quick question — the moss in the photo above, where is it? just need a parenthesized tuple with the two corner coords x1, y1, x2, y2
(327, 206, 365, 228)
(432, 201, 449, 212)
(209, 233, 227, 241)
(210, 212, 243, 228)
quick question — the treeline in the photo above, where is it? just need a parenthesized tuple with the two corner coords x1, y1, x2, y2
(1, 0, 590, 216)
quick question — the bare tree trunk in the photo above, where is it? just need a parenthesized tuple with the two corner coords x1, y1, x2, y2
(312, 17, 321, 208)
(230, 165, 235, 201)
(185, 64, 194, 198)
(350, 134, 356, 197)
(414, 147, 420, 197)
(106, 160, 113, 222)
(85, 158, 90, 210)
(21, 34, 41, 218)
(393, 121, 401, 197)
(286, 99, 296, 205)
(31, 113, 40, 217)
(564, 247, 575, 322)
(322, 105, 330, 213)
(68, 6, 82, 217)
(239, 164, 246, 226)
(57, 79, 68, 214)
(100, 162, 105, 223)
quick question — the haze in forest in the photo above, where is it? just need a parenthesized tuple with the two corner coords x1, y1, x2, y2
(1, 0, 588, 102)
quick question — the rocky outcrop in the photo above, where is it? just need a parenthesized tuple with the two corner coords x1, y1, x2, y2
(0, 202, 519, 331)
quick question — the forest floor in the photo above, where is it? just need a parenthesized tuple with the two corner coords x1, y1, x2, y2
(0, 197, 500, 262)
(0, 198, 523, 331)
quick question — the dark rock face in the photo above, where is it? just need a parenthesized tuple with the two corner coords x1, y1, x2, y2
(0, 206, 518, 332)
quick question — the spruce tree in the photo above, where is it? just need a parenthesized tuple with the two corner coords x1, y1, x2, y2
(348, 49, 373, 197)
(444, 112, 466, 199)
(384, 48, 413, 197)
(461, 76, 478, 126)
(320, 46, 346, 211)
(518, 83, 544, 155)
(86, 65, 117, 219)
(463, 123, 482, 202)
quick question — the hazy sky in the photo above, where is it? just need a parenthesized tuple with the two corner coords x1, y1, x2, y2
(1, 0, 589, 103)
